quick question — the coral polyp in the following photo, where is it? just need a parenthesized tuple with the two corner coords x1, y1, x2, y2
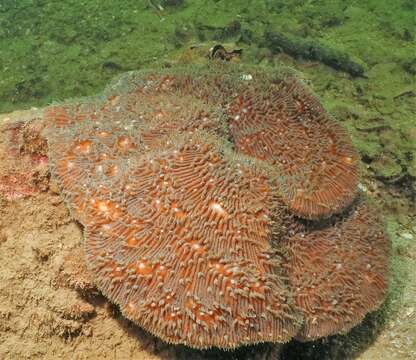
(40, 64, 389, 349)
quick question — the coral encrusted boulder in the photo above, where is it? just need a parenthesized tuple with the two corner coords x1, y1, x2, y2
(39, 63, 389, 349)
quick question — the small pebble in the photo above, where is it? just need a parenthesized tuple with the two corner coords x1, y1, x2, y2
(405, 307, 414, 317)
(400, 232, 414, 240)
(241, 74, 253, 81)
(358, 183, 368, 192)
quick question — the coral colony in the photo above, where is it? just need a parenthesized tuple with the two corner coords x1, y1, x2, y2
(18, 64, 390, 349)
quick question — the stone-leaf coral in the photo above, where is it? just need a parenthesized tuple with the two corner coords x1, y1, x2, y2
(42, 63, 389, 349)
(283, 200, 389, 340)
(227, 76, 359, 220)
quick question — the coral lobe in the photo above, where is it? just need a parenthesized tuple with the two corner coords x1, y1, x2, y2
(41, 64, 389, 349)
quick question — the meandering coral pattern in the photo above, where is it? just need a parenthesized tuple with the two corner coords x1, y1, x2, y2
(41, 64, 389, 349)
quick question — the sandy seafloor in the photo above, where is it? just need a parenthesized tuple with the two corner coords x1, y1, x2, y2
(0, 1, 415, 359)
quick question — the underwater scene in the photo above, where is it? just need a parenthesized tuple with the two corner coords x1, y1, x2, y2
(0, 0, 415, 359)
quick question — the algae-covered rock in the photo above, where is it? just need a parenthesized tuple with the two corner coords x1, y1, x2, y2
(160, 0, 184, 7)
(371, 154, 403, 181)
(264, 30, 365, 77)
(408, 156, 416, 178)
(352, 133, 384, 161)
(403, 57, 416, 75)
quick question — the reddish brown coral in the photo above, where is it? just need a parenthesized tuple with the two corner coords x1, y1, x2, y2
(41, 64, 389, 349)
(228, 77, 358, 219)
(282, 201, 389, 340)
(0, 173, 40, 200)
(0, 119, 48, 200)
(85, 138, 299, 348)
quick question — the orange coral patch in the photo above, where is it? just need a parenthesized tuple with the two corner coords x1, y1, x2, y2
(43, 65, 389, 350)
